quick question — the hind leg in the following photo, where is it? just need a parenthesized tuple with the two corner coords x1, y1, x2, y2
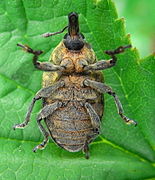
(84, 102, 100, 131)
(33, 101, 63, 152)
(83, 130, 100, 159)
(83, 141, 90, 159)
(33, 118, 49, 152)
(83, 102, 101, 159)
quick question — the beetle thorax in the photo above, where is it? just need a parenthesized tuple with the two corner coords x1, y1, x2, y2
(60, 49, 88, 73)
(51, 41, 96, 73)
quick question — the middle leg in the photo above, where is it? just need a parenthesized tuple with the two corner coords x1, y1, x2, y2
(33, 101, 63, 152)
(83, 79, 137, 126)
(13, 81, 64, 130)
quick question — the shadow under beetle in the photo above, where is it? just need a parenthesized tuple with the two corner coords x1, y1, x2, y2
(13, 12, 137, 159)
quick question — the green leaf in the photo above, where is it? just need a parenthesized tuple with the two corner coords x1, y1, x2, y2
(115, 0, 155, 57)
(0, 0, 155, 179)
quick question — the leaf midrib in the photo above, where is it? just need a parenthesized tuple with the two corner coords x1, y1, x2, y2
(0, 131, 153, 165)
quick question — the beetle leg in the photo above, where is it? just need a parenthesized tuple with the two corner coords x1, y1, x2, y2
(84, 45, 131, 71)
(105, 45, 132, 56)
(84, 102, 100, 130)
(83, 141, 90, 159)
(33, 119, 49, 152)
(13, 81, 64, 130)
(84, 59, 115, 71)
(83, 79, 137, 126)
(83, 131, 99, 159)
(17, 43, 65, 72)
(33, 101, 63, 152)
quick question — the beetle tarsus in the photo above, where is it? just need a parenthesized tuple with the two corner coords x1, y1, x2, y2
(33, 141, 48, 152)
(83, 143, 90, 159)
(17, 43, 33, 53)
(126, 119, 138, 126)
(119, 112, 137, 126)
(13, 123, 27, 130)
(17, 43, 43, 55)
(105, 44, 132, 56)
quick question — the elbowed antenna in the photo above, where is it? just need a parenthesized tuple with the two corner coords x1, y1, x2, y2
(42, 12, 80, 38)
(42, 26, 68, 38)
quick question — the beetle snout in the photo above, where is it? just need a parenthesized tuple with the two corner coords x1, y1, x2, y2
(68, 12, 78, 26)
(68, 12, 79, 37)
(68, 12, 78, 20)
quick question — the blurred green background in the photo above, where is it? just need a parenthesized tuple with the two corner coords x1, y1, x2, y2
(115, 0, 155, 57)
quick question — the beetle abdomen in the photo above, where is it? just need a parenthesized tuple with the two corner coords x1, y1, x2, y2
(45, 101, 95, 152)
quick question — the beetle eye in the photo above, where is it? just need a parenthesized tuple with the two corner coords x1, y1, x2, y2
(64, 33, 68, 39)
(80, 33, 85, 39)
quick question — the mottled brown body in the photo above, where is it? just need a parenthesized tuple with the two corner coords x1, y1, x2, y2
(43, 41, 103, 152)
(14, 12, 137, 159)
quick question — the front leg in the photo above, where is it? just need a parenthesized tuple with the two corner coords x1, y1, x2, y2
(83, 79, 137, 126)
(17, 43, 65, 72)
(84, 45, 131, 71)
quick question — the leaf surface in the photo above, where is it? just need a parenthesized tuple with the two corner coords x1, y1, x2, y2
(0, 0, 155, 179)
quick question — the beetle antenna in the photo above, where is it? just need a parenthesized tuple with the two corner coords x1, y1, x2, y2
(42, 26, 68, 38)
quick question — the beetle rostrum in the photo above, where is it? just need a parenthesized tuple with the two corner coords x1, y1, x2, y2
(13, 12, 137, 159)
(63, 12, 85, 51)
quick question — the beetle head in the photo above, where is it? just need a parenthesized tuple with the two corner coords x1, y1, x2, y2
(63, 12, 85, 51)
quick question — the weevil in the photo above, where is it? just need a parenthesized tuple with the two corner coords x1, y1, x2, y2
(13, 12, 137, 159)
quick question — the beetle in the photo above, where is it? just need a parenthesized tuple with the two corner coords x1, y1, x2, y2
(13, 12, 137, 159)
